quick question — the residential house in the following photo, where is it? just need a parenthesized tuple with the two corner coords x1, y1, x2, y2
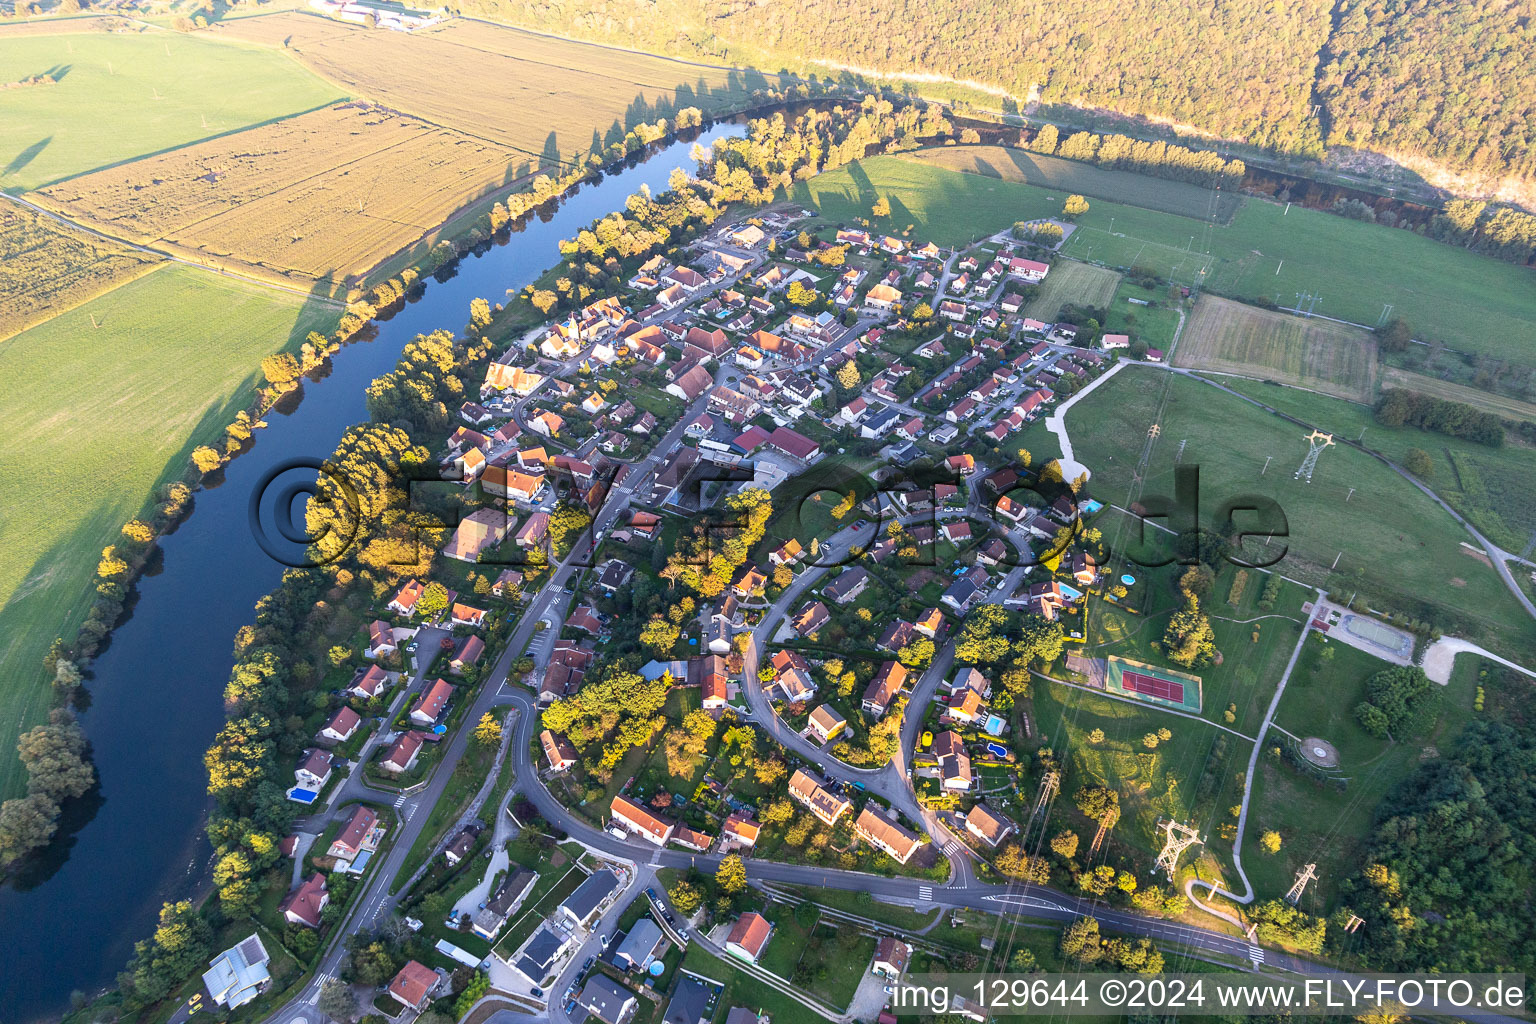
(914, 607, 945, 638)
(896, 416, 925, 441)
(388, 961, 442, 1011)
(449, 634, 484, 675)
(807, 704, 846, 744)
(939, 300, 967, 321)
(942, 520, 972, 544)
(611, 795, 675, 846)
(933, 731, 972, 790)
(319, 706, 361, 743)
(295, 749, 332, 791)
(450, 603, 487, 628)
(327, 805, 380, 862)
(444, 825, 478, 865)
(861, 407, 903, 439)
(663, 976, 713, 1024)
(766, 426, 820, 462)
(700, 657, 729, 709)
(409, 678, 453, 726)
(864, 283, 901, 310)
(1005, 257, 1050, 283)
(366, 619, 397, 659)
(877, 619, 914, 653)
(202, 935, 272, 1009)
(381, 730, 425, 774)
(768, 538, 804, 568)
(790, 600, 830, 637)
(515, 512, 550, 548)
(945, 688, 986, 725)
(768, 649, 816, 703)
(558, 868, 621, 930)
(722, 814, 760, 850)
(725, 913, 774, 964)
(578, 976, 637, 1024)
(731, 566, 768, 600)
(541, 730, 578, 772)
(965, 803, 1016, 848)
(1067, 550, 1100, 586)
(666, 364, 714, 403)
(471, 868, 537, 940)
(566, 605, 605, 636)
(862, 660, 908, 718)
(1026, 581, 1067, 621)
(482, 363, 545, 398)
(788, 770, 852, 826)
(276, 873, 327, 930)
(388, 579, 426, 616)
(854, 806, 922, 864)
(872, 937, 912, 979)
(615, 918, 668, 973)
(824, 567, 870, 605)
(443, 507, 511, 562)
(1101, 333, 1130, 350)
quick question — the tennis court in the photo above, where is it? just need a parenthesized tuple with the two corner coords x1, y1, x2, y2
(1105, 656, 1203, 712)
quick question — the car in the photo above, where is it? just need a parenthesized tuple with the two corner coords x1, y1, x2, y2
(883, 985, 895, 995)
(531, 987, 543, 998)
(583, 955, 596, 972)
(565, 1001, 578, 1015)
(598, 934, 610, 946)
(677, 929, 691, 941)
(645, 887, 658, 901)
(664, 912, 677, 925)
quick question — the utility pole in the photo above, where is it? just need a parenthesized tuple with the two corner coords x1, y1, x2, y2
(1344, 914, 1365, 934)
(1154, 819, 1203, 877)
(1285, 863, 1319, 905)
(1345, 487, 1355, 502)
(1089, 808, 1119, 858)
(1261, 455, 1273, 476)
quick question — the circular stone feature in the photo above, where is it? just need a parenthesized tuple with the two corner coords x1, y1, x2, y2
(1299, 736, 1339, 768)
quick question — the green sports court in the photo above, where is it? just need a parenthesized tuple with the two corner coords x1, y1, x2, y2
(1105, 656, 1204, 713)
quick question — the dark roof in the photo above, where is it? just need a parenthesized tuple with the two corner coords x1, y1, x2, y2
(579, 975, 637, 1024)
(663, 975, 714, 1024)
(562, 868, 620, 924)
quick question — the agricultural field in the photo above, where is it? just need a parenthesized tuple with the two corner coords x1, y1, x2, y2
(793, 154, 1535, 358)
(0, 199, 159, 339)
(36, 103, 525, 286)
(1065, 366, 1533, 659)
(0, 265, 336, 800)
(1380, 366, 1536, 423)
(1173, 295, 1379, 402)
(215, 13, 787, 168)
(1242, 633, 1478, 909)
(1023, 259, 1121, 322)
(0, 28, 343, 191)
(1214, 377, 1536, 558)
(902, 145, 1242, 222)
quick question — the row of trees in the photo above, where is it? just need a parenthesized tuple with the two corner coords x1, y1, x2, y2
(1374, 387, 1505, 447)
(1028, 125, 1247, 189)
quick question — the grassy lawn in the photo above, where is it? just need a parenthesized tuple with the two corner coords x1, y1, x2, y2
(1213, 376, 1536, 557)
(901, 145, 1244, 222)
(390, 729, 503, 892)
(1065, 365, 1533, 661)
(491, 857, 586, 962)
(0, 30, 343, 191)
(777, 885, 942, 931)
(791, 152, 1536, 357)
(1103, 279, 1184, 351)
(677, 944, 835, 1024)
(1023, 259, 1122, 322)
(1242, 632, 1479, 910)
(0, 264, 336, 800)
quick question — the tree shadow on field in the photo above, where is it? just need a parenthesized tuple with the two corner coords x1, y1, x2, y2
(3, 136, 51, 181)
(540, 131, 561, 172)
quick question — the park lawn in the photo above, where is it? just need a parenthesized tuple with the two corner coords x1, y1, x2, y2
(1103, 279, 1183, 351)
(0, 264, 336, 800)
(678, 943, 835, 1024)
(1065, 366, 1533, 661)
(1029, 680, 1240, 860)
(1244, 633, 1479, 909)
(0, 31, 343, 192)
(789, 152, 1535, 357)
(1023, 259, 1122, 322)
(1213, 376, 1536, 557)
(900, 145, 1244, 222)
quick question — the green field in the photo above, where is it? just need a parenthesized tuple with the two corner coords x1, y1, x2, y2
(1065, 366, 1533, 660)
(791, 154, 1536, 357)
(1173, 295, 1379, 402)
(1103, 279, 1183, 350)
(1023, 259, 1121, 322)
(0, 265, 336, 799)
(902, 145, 1242, 222)
(1213, 377, 1536, 558)
(0, 30, 343, 191)
(1244, 633, 1479, 909)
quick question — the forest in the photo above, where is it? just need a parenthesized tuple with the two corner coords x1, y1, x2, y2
(485, 0, 1533, 185)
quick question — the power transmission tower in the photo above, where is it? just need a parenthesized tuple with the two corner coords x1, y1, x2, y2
(1133, 423, 1160, 482)
(1174, 439, 1188, 464)
(1293, 430, 1335, 483)
(1344, 914, 1365, 934)
(1030, 770, 1059, 819)
(1285, 863, 1319, 905)
(1153, 819, 1203, 877)
(1089, 808, 1119, 857)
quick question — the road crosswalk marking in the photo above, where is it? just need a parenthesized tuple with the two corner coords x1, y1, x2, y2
(918, 886, 934, 901)
(1248, 945, 1265, 965)
(393, 794, 407, 808)
(942, 841, 961, 855)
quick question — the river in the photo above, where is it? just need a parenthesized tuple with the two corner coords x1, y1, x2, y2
(0, 121, 744, 1023)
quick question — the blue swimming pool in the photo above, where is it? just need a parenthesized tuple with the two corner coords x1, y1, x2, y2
(986, 741, 1008, 757)
(1082, 499, 1103, 514)
(1059, 584, 1084, 601)
(984, 715, 1007, 736)
(1120, 574, 1136, 586)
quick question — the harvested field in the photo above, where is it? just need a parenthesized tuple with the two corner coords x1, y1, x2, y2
(216, 12, 787, 168)
(903, 145, 1242, 223)
(1381, 366, 1536, 423)
(35, 103, 524, 285)
(1024, 259, 1121, 321)
(1173, 294, 1378, 402)
(0, 199, 160, 340)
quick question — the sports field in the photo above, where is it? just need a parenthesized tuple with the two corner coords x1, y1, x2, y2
(1065, 366, 1533, 659)
(794, 154, 1535, 359)
(0, 30, 343, 191)
(36, 103, 524, 285)
(1106, 656, 1203, 712)
(0, 265, 337, 800)
(216, 13, 787, 169)
(1173, 295, 1378, 402)
(0, 199, 160, 339)
(1023, 259, 1122, 322)
(901, 145, 1242, 222)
